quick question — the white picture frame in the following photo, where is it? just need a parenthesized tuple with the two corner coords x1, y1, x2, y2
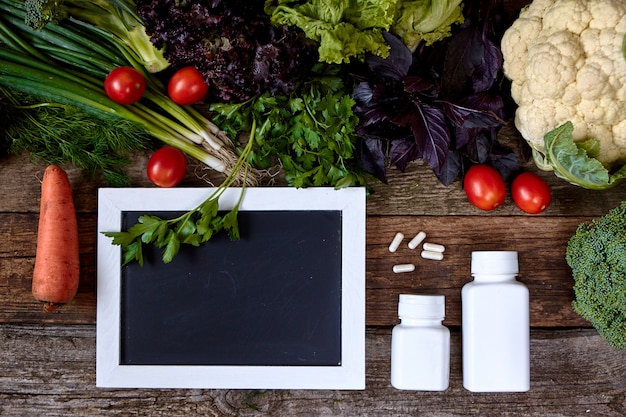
(96, 187, 366, 389)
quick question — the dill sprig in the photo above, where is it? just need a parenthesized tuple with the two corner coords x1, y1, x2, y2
(0, 86, 155, 186)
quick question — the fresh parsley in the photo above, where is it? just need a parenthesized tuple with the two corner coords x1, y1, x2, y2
(103, 121, 255, 265)
(210, 64, 372, 189)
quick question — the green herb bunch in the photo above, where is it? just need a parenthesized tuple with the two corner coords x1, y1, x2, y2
(0, 87, 153, 186)
(103, 121, 256, 265)
(210, 64, 372, 189)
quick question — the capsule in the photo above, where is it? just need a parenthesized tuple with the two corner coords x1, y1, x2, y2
(388, 232, 404, 253)
(393, 263, 416, 273)
(421, 250, 444, 261)
(408, 231, 426, 250)
(423, 242, 445, 253)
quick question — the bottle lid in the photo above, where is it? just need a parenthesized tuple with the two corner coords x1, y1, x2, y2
(471, 251, 518, 275)
(398, 294, 445, 319)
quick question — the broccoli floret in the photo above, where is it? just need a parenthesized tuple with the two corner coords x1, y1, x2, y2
(25, 0, 67, 30)
(566, 201, 626, 349)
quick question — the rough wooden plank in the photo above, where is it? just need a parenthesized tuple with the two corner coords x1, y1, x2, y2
(0, 324, 624, 417)
(0, 212, 593, 328)
(4, 145, 626, 218)
(365, 215, 591, 327)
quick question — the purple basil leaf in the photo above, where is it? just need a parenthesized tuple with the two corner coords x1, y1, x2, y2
(366, 32, 412, 81)
(390, 138, 420, 171)
(437, 101, 503, 129)
(410, 103, 450, 174)
(359, 136, 388, 183)
(474, 132, 492, 163)
(403, 75, 438, 98)
(442, 26, 485, 100)
(459, 91, 505, 118)
(352, 82, 374, 106)
(359, 97, 414, 127)
(436, 151, 462, 186)
(472, 36, 502, 92)
(488, 146, 519, 181)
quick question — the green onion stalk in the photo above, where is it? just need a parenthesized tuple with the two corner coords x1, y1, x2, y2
(0, 0, 257, 184)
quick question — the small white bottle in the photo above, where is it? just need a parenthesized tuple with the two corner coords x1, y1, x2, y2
(391, 294, 450, 391)
(462, 251, 530, 392)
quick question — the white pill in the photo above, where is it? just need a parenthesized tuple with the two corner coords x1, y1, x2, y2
(407, 231, 426, 249)
(421, 250, 444, 261)
(423, 242, 445, 253)
(393, 263, 416, 273)
(388, 232, 404, 252)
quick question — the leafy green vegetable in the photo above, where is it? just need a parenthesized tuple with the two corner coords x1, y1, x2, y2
(393, 0, 464, 51)
(210, 65, 372, 189)
(265, 0, 464, 64)
(0, 87, 153, 186)
(566, 201, 626, 349)
(542, 122, 626, 190)
(103, 123, 256, 265)
(265, 0, 395, 64)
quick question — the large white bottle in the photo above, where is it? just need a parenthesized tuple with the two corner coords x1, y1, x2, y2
(462, 251, 530, 392)
(391, 294, 450, 391)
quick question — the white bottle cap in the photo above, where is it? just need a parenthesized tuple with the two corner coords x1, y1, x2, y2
(471, 251, 518, 275)
(398, 294, 445, 319)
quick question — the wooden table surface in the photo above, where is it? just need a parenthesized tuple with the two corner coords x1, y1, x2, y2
(1, 117, 626, 416)
(2, 0, 626, 414)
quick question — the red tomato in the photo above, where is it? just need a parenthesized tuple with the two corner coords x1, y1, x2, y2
(104, 66, 146, 105)
(168, 66, 209, 105)
(146, 147, 187, 188)
(463, 164, 506, 211)
(512, 172, 551, 214)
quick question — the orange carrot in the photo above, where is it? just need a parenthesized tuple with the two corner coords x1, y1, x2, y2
(32, 165, 80, 313)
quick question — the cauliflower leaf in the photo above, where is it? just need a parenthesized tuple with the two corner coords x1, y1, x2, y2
(543, 122, 626, 190)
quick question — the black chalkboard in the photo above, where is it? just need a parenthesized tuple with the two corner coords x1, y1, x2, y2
(119, 210, 343, 366)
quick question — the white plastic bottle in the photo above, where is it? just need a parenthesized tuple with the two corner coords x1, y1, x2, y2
(391, 294, 450, 391)
(462, 251, 530, 392)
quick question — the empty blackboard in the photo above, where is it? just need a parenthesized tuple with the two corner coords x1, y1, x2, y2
(119, 210, 342, 366)
(96, 187, 365, 389)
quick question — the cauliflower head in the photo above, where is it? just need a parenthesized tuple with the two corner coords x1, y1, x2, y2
(501, 0, 626, 170)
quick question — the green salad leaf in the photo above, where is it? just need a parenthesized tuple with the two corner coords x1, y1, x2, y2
(265, 0, 397, 63)
(393, 0, 464, 51)
(264, 0, 464, 63)
(542, 121, 626, 190)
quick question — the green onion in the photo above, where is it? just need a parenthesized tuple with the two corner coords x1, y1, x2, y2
(0, 0, 254, 183)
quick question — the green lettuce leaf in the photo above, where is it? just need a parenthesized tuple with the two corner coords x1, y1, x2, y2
(542, 121, 626, 190)
(265, 0, 463, 63)
(392, 0, 464, 51)
(265, 0, 399, 63)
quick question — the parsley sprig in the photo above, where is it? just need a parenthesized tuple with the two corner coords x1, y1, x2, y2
(210, 64, 372, 189)
(103, 121, 255, 266)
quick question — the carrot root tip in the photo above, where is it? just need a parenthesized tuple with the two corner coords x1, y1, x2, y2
(41, 302, 64, 313)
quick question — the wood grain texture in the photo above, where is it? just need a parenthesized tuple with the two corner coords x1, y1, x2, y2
(0, 325, 624, 417)
(0, 210, 593, 327)
(2, 0, 626, 411)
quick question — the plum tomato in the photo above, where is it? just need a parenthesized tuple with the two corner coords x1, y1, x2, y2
(463, 164, 506, 211)
(168, 66, 209, 105)
(146, 146, 187, 188)
(512, 172, 551, 214)
(104, 66, 146, 105)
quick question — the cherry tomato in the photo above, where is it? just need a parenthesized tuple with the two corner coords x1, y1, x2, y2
(512, 172, 551, 214)
(146, 147, 187, 188)
(168, 66, 209, 105)
(104, 66, 146, 105)
(463, 164, 506, 211)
